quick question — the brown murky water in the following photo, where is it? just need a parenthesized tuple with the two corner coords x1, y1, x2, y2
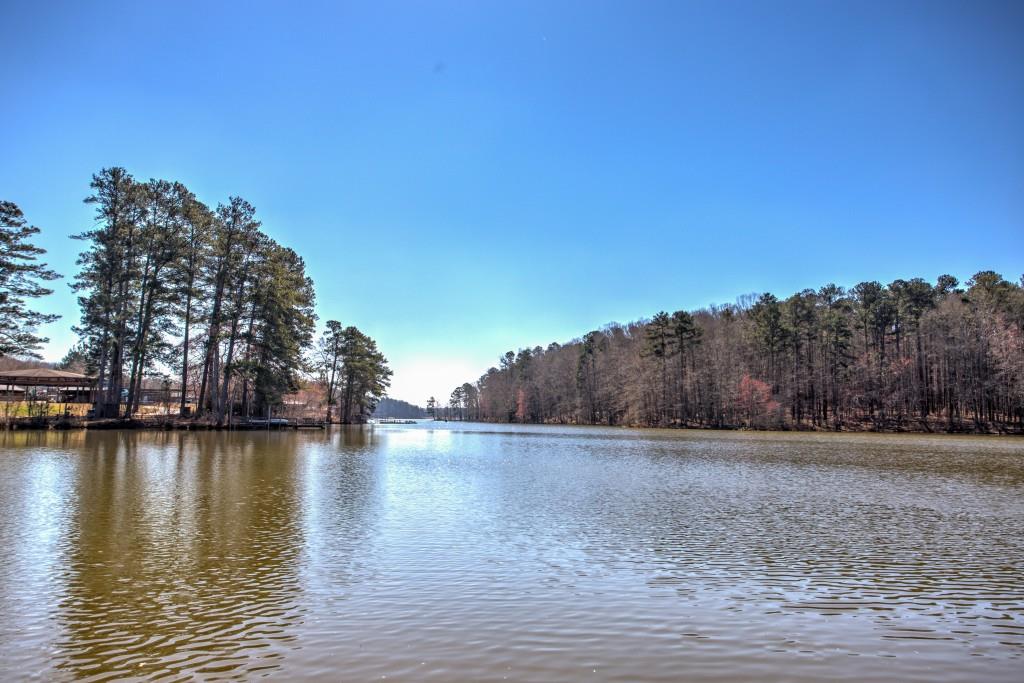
(0, 424, 1022, 681)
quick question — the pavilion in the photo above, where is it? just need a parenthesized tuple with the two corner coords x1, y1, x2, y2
(0, 368, 98, 403)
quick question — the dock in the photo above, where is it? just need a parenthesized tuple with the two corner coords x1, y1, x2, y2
(239, 417, 326, 430)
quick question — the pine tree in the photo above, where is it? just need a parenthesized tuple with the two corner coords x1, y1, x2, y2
(318, 320, 345, 423)
(0, 201, 60, 357)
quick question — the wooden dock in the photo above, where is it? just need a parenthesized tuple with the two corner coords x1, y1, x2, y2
(240, 417, 326, 430)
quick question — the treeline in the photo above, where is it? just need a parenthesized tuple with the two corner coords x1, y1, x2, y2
(65, 167, 389, 424)
(373, 397, 426, 419)
(428, 384, 479, 421)
(71, 168, 316, 422)
(455, 272, 1024, 432)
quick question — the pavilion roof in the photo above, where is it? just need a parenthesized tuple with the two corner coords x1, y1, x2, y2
(0, 368, 97, 387)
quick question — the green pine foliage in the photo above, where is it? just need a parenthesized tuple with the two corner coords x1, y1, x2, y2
(0, 201, 60, 357)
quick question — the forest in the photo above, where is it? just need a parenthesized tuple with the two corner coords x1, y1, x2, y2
(448, 273, 1024, 432)
(373, 397, 427, 419)
(1, 168, 391, 424)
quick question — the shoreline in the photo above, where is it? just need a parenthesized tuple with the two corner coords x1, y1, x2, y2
(440, 419, 1023, 436)
(4, 416, 1020, 436)
(0, 417, 336, 432)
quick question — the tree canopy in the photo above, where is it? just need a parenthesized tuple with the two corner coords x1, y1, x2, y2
(455, 273, 1024, 432)
(71, 167, 329, 421)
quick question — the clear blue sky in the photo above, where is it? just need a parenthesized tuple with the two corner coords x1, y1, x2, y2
(2, 0, 1022, 404)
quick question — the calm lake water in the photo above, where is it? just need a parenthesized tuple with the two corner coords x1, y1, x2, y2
(0, 423, 1022, 682)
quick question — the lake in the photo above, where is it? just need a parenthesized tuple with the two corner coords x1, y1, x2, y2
(0, 423, 1022, 681)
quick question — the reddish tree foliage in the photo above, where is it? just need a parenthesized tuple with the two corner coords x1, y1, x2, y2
(736, 375, 780, 427)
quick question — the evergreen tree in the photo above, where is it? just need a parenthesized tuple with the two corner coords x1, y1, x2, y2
(73, 167, 146, 415)
(0, 201, 60, 357)
(336, 326, 391, 423)
(317, 320, 345, 423)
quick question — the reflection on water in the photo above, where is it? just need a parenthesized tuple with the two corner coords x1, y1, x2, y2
(57, 432, 307, 679)
(0, 424, 1022, 681)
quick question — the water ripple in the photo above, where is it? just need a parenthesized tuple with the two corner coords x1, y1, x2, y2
(0, 426, 1022, 681)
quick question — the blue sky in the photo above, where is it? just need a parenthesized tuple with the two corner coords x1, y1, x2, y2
(2, 0, 1022, 404)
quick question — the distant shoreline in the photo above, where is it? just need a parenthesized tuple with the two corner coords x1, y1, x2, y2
(433, 418, 1022, 436)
